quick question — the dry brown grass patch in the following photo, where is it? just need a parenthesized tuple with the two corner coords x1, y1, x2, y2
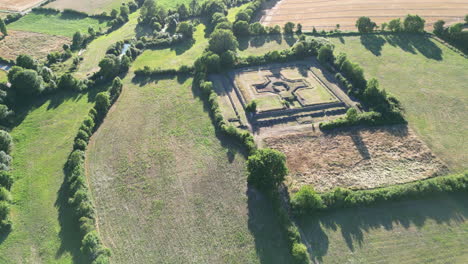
(264, 125, 449, 192)
(0, 30, 70, 61)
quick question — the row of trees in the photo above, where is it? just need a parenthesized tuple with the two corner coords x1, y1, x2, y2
(0, 130, 13, 233)
(356, 14, 426, 33)
(65, 77, 124, 264)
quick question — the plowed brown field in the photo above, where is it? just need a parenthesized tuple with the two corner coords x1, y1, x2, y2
(261, 0, 468, 31)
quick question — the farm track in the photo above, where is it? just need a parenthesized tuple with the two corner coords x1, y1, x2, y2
(261, 0, 468, 30)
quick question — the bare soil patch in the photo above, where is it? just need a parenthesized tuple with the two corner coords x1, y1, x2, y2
(264, 125, 449, 192)
(0, 0, 45, 12)
(0, 30, 70, 61)
(261, 0, 468, 31)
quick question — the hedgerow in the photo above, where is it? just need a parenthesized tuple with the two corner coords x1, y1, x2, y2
(0, 130, 12, 234)
(63, 75, 124, 262)
(291, 172, 468, 215)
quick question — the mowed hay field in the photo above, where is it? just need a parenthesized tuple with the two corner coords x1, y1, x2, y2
(86, 76, 293, 263)
(329, 34, 468, 171)
(7, 12, 107, 37)
(0, 30, 70, 61)
(298, 193, 468, 263)
(261, 0, 468, 30)
(0, 91, 96, 263)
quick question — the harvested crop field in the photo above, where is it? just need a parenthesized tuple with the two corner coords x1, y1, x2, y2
(260, 0, 468, 30)
(0, 0, 44, 12)
(0, 30, 70, 61)
(264, 125, 449, 192)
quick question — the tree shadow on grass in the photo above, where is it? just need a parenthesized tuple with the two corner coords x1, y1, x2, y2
(131, 72, 191, 87)
(54, 166, 90, 264)
(297, 192, 468, 262)
(247, 187, 295, 264)
(360, 34, 385, 56)
(373, 33, 443, 60)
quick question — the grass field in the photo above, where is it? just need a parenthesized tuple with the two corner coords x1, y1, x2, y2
(75, 12, 138, 78)
(0, 30, 70, 61)
(329, 34, 468, 171)
(261, 0, 468, 31)
(7, 12, 107, 37)
(0, 91, 97, 263)
(298, 193, 468, 263)
(86, 75, 293, 263)
(238, 34, 297, 56)
(0, 70, 6, 83)
(132, 23, 208, 70)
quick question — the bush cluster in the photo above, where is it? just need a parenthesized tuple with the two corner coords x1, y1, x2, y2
(433, 19, 468, 54)
(65, 76, 124, 263)
(291, 172, 468, 215)
(318, 49, 405, 129)
(0, 130, 13, 234)
(134, 65, 194, 77)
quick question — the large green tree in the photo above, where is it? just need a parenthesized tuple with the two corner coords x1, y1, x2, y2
(355, 16, 376, 33)
(403, 14, 425, 32)
(10, 69, 43, 96)
(433, 20, 445, 36)
(208, 29, 238, 54)
(247, 148, 288, 190)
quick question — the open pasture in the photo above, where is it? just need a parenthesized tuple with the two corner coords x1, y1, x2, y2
(265, 125, 448, 192)
(0, 0, 44, 12)
(261, 0, 468, 31)
(86, 76, 293, 263)
(0, 90, 97, 263)
(238, 34, 297, 56)
(0, 30, 70, 61)
(132, 23, 208, 70)
(7, 12, 107, 37)
(329, 34, 468, 171)
(298, 193, 468, 263)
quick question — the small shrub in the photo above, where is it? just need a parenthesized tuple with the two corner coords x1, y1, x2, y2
(0, 151, 12, 170)
(0, 171, 13, 190)
(0, 187, 11, 202)
(291, 243, 309, 264)
(0, 130, 12, 154)
(245, 100, 257, 113)
(68, 150, 85, 170)
(74, 139, 88, 151)
(291, 185, 324, 215)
